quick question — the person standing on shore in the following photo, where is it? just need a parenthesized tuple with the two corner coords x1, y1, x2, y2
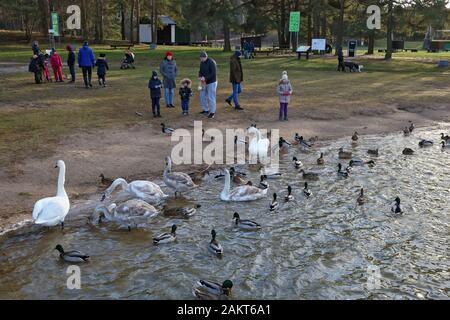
(277, 71, 293, 121)
(32, 41, 40, 56)
(67, 45, 76, 82)
(198, 51, 218, 119)
(225, 51, 244, 111)
(50, 48, 64, 82)
(159, 51, 178, 108)
(148, 71, 162, 118)
(337, 46, 345, 72)
(78, 41, 95, 88)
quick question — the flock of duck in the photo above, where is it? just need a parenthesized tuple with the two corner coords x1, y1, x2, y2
(30, 122, 450, 299)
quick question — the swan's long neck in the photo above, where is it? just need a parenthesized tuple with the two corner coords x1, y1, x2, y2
(164, 158, 172, 177)
(105, 178, 128, 196)
(222, 170, 231, 196)
(57, 163, 67, 198)
(254, 129, 262, 142)
(95, 205, 113, 220)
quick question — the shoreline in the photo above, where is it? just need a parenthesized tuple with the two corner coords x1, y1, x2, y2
(1, 112, 448, 236)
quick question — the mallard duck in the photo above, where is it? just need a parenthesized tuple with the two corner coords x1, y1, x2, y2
(391, 197, 403, 214)
(357, 188, 366, 206)
(349, 159, 364, 167)
(278, 137, 292, 150)
(284, 185, 294, 202)
(258, 175, 269, 189)
(230, 167, 248, 185)
(220, 169, 267, 201)
(419, 139, 433, 147)
(317, 153, 325, 165)
(99, 173, 113, 187)
(303, 182, 312, 197)
(367, 149, 379, 156)
(294, 133, 312, 148)
(232, 212, 261, 230)
(193, 279, 233, 300)
(55, 244, 89, 263)
(441, 141, 450, 149)
(402, 148, 414, 155)
(293, 157, 303, 168)
(337, 163, 349, 178)
(164, 156, 197, 196)
(441, 133, 450, 142)
(409, 122, 415, 133)
(234, 135, 248, 145)
(165, 204, 201, 218)
(351, 132, 359, 142)
(161, 123, 174, 135)
(338, 148, 352, 159)
(153, 224, 177, 244)
(269, 193, 279, 211)
(299, 169, 319, 181)
(32, 160, 70, 228)
(208, 229, 223, 256)
(403, 127, 410, 137)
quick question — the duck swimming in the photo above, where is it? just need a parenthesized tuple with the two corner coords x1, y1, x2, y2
(294, 133, 312, 148)
(284, 185, 294, 202)
(303, 182, 312, 197)
(403, 127, 410, 137)
(441, 133, 450, 142)
(441, 141, 450, 149)
(153, 224, 177, 244)
(208, 229, 223, 256)
(164, 156, 197, 197)
(99, 173, 113, 188)
(258, 175, 269, 190)
(269, 193, 279, 211)
(220, 169, 267, 201)
(232, 212, 261, 230)
(278, 137, 292, 150)
(299, 169, 319, 181)
(351, 132, 359, 142)
(337, 163, 349, 178)
(409, 122, 415, 133)
(357, 188, 366, 206)
(391, 197, 403, 214)
(367, 149, 379, 156)
(402, 148, 414, 155)
(193, 279, 233, 300)
(292, 157, 303, 168)
(317, 153, 325, 165)
(338, 148, 352, 159)
(164, 204, 201, 218)
(55, 244, 89, 263)
(419, 139, 433, 147)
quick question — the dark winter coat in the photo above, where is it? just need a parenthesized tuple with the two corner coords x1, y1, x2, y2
(95, 57, 109, 75)
(67, 51, 76, 66)
(179, 86, 193, 101)
(229, 54, 243, 83)
(338, 50, 344, 62)
(32, 43, 40, 55)
(148, 77, 163, 99)
(199, 58, 217, 85)
(29, 56, 42, 73)
(159, 58, 178, 89)
(78, 44, 95, 67)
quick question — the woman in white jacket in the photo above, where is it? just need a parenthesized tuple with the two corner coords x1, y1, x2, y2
(277, 71, 293, 121)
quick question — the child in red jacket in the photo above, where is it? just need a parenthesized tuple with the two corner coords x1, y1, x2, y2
(50, 48, 64, 82)
(42, 53, 51, 82)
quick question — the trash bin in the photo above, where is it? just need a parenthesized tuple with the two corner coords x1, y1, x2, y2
(348, 40, 357, 57)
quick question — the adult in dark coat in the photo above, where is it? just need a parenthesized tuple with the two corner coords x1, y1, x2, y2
(159, 51, 178, 108)
(32, 41, 40, 55)
(148, 71, 162, 117)
(67, 45, 76, 82)
(225, 51, 244, 110)
(337, 46, 345, 72)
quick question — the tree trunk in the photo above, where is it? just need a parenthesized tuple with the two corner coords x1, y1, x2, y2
(80, 0, 88, 39)
(223, 18, 231, 51)
(307, 0, 312, 45)
(385, 1, 394, 60)
(280, 0, 287, 46)
(335, 0, 345, 54)
(121, 3, 126, 40)
(130, 0, 135, 43)
(136, 0, 140, 43)
(38, 0, 50, 35)
(367, 29, 374, 55)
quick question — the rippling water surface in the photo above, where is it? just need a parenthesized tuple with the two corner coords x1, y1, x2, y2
(1, 124, 449, 299)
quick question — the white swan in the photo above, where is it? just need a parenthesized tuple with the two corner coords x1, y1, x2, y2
(32, 160, 70, 228)
(247, 126, 270, 162)
(102, 178, 168, 205)
(163, 156, 197, 196)
(92, 199, 158, 229)
(220, 169, 267, 202)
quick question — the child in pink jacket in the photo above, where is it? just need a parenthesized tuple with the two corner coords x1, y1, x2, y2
(50, 48, 64, 82)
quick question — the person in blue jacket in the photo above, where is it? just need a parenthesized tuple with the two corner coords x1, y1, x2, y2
(77, 41, 95, 88)
(148, 71, 162, 118)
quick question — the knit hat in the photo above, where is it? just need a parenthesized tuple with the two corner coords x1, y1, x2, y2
(100, 53, 106, 57)
(165, 51, 173, 58)
(152, 71, 158, 77)
(281, 71, 288, 81)
(200, 51, 208, 58)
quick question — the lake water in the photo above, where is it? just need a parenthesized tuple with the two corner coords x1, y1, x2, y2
(0, 124, 449, 299)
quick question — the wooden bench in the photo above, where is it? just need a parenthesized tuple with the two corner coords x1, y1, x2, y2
(191, 41, 213, 47)
(108, 42, 135, 50)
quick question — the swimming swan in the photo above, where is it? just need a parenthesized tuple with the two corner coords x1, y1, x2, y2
(220, 169, 267, 201)
(32, 160, 70, 228)
(164, 156, 197, 196)
(247, 126, 270, 162)
(102, 178, 168, 205)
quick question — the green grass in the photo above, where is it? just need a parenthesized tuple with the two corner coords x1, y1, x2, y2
(0, 42, 449, 167)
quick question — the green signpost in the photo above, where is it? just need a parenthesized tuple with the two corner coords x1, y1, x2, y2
(289, 11, 300, 33)
(51, 12, 59, 36)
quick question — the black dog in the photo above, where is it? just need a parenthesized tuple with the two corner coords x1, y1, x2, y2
(343, 61, 364, 72)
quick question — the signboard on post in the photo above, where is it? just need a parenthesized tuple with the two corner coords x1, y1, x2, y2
(311, 38, 326, 51)
(289, 12, 300, 32)
(51, 12, 60, 36)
